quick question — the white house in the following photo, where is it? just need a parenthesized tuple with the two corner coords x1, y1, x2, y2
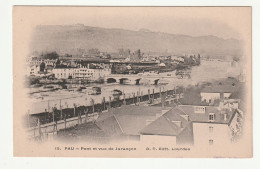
(140, 104, 241, 147)
(26, 65, 40, 76)
(52, 66, 76, 79)
(28, 59, 57, 67)
(179, 105, 241, 147)
(219, 99, 240, 110)
(74, 66, 92, 79)
(74, 66, 111, 80)
(53, 65, 111, 80)
(140, 106, 193, 146)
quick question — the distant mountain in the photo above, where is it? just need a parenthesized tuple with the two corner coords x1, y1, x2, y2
(30, 24, 243, 58)
(139, 28, 152, 32)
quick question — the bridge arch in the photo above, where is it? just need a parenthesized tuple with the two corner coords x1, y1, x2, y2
(107, 78, 117, 83)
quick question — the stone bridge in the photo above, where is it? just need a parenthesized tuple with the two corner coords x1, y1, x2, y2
(105, 74, 178, 85)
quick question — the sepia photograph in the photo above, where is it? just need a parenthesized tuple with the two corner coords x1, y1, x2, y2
(13, 6, 252, 158)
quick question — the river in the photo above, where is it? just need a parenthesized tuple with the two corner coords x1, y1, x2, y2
(25, 59, 241, 115)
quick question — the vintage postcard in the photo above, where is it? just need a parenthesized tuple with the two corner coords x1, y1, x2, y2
(13, 6, 252, 157)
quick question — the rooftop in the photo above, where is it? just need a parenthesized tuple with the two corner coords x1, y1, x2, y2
(95, 103, 238, 140)
(201, 84, 238, 93)
(95, 115, 123, 136)
(201, 77, 239, 93)
(140, 115, 181, 136)
(140, 107, 191, 136)
(178, 105, 235, 124)
(54, 65, 76, 69)
(96, 105, 162, 136)
(140, 105, 237, 136)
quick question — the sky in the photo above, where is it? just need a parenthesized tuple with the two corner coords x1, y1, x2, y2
(13, 6, 251, 40)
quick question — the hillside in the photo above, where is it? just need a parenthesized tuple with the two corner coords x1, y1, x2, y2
(30, 24, 243, 58)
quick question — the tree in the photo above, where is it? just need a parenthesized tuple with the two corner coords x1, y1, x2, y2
(135, 49, 141, 60)
(30, 77, 40, 85)
(40, 62, 45, 72)
(181, 86, 203, 105)
(189, 55, 194, 65)
(56, 59, 61, 65)
(118, 48, 124, 56)
(118, 48, 131, 58)
(195, 53, 201, 65)
(64, 53, 72, 57)
(40, 51, 59, 60)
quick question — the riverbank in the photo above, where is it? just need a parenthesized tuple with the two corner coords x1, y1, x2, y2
(25, 59, 240, 116)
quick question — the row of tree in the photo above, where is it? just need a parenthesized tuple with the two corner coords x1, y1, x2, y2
(182, 54, 201, 66)
(118, 48, 144, 60)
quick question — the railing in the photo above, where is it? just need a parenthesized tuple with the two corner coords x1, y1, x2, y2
(27, 113, 99, 139)
(27, 88, 185, 141)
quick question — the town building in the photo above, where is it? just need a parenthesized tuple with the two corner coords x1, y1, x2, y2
(74, 66, 111, 81)
(27, 58, 57, 67)
(140, 106, 193, 145)
(52, 81, 244, 145)
(26, 65, 40, 76)
(73, 99, 242, 146)
(52, 63, 111, 80)
(140, 104, 242, 146)
(52, 65, 77, 79)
